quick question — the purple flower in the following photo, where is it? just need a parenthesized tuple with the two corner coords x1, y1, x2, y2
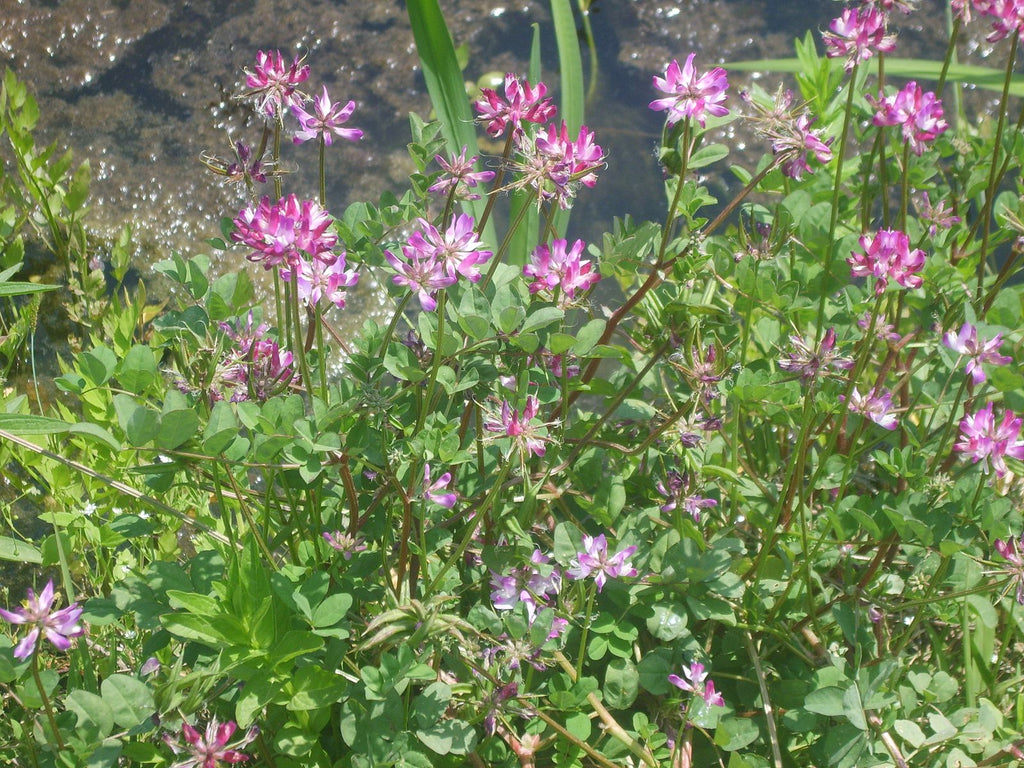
(668, 661, 725, 707)
(474, 73, 556, 138)
(566, 534, 638, 592)
(914, 192, 960, 238)
(778, 327, 854, 382)
(384, 240, 455, 312)
(423, 464, 457, 509)
(219, 316, 295, 402)
(322, 531, 367, 560)
(428, 147, 495, 200)
(955, 401, 1024, 477)
(943, 322, 1011, 385)
(243, 50, 309, 118)
(0, 580, 84, 660)
(822, 7, 897, 71)
(484, 396, 551, 458)
(974, 0, 1024, 41)
(490, 549, 561, 623)
(869, 82, 948, 156)
(649, 54, 729, 128)
(523, 239, 600, 304)
(845, 387, 898, 430)
(288, 252, 359, 309)
(291, 86, 363, 145)
(165, 718, 258, 768)
(848, 229, 926, 294)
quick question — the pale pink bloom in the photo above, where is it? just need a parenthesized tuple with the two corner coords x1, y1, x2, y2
(822, 7, 897, 71)
(779, 327, 854, 381)
(566, 534, 638, 592)
(869, 82, 948, 155)
(428, 146, 495, 199)
(974, 0, 1024, 41)
(474, 73, 556, 137)
(523, 239, 600, 304)
(291, 86, 363, 145)
(288, 253, 359, 309)
(322, 531, 367, 560)
(0, 580, 84, 659)
(166, 718, 258, 768)
(857, 312, 903, 343)
(668, 661, 725, 707)
(650, 54, 729, 128)
(244, 49, 309, 118)
(484, 395, 550, 458)
(845, 387, 898, 430)
(490, 549, 561, 623)
(527, 122, 605, 208)
(423, 464, 457, 509)
(875, 0, 919, 13)
(848, 229, 926, 294)
(944, 322, 1012, 384)
(219, 315, 295, 402)
(773, 113, 833, 180)
(955, 401, 1024, 476)
(952, 0, 972, 22)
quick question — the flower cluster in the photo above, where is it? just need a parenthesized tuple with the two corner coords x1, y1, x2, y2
(484, 395, 552, 458)
(845, 386, 898, 430)
(848, 229, 926, 294)
(474, 73, 556, 138)
(943, 322, 1011, 385)
(567, 533, 638, 592)
(655, 470, 718, 522)
(778, 327, 854, 382)
(523, 239, 600, 305)
(668, 661, 725, 708)
(291, 85, 363, 145)
(428, 146, 495, 200)
(822, 6, 897, 71)
(243, 49, 309, 118)
(511, 121, 605, 209)
(994, 532, 1024, 605)
(218, 315, 295, 402)
(0, 580, 85, 660)
(232, 194, 337, 269)
(740, 88, 833, 181)
(423, 464, 457, 508)
(971, 0, 1024, 42)
(491, 549, 562, 624)
(955, 401, 1024, 477)
(165, 718, 258, 768)
(869, 81, 948, 155)
(649, 53, 729, 128)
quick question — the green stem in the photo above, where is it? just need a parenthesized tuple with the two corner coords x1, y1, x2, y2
(30, 647, 65, 752)
(318, 136, 327, 207)
(417, 292, 448, 433)
(574, 582, 598, 679)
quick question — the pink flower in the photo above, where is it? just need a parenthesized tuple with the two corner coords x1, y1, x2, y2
(994, 533, 1024, 604)
(915, 191, 960, 237)
(166, 718, 257, 768)
(428, 146, 495, 200)
(974, 0, 1024, 41)
(484, 395, 550, 458)
(219, 316, 295, 402)
(0, 580, 84, 660)
(869, 82, 948, 155)
(779, 327, 854, 381)
(232, 195, 337, 269)
(322, 531, 367, 560)
(773, 114, 833, 180)
(848, 229, 926, 294)
(490, 549, 561, 623)
(523, 239, 600, 304)
(384, 242, 455, 312)
(423, 464, 457, 509)
(668, 661, 725, 707)
(822, 7, 897, 71)
(415, 214, 493, 283)
(474, 73, 556, 137)
(291, 86, 363, 145)
(288, 252, 359, 309)
(955, 401, 1024, 477)
(566, 534, 638, 592)
(243, 50, 309, 118)
(944, 322, 1012, 384)
(845, 387, 898, 430)
(649, 54, 730, 128)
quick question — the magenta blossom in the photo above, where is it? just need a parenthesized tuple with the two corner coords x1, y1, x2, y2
(822, 7, 897, 71)
(914, 191, 960, 238)
(523, 239, 600, 304)
(243, 49, 309, 118)
(219, 316, 295, 402)
(166, 718, 258, 768)
(0, 580, 84, 660)
(291, 86, 363, 145)
(955, 402, 1024, 477)
(484, 395, 551, 458)
(774, 113, 833, 180)
(490, 549, 561, 624)
(869, 82, 947, 155)
(848, 229, 926, 294)
(994, 533, 1024, 605)
(650, 54, 729, 128)
(668, 661, 725, 708)
(474, 73, 556, 137)
(778, 327, 854, 382)
(232, 195, 337, 269)
(287, 252, 359, 309)
(567, 534, 638, 592)
(384, 243, 455, 312)
(943, 322, 1011, 385)
(973, 0, 1024, 41)
(423, 464, 457, 509)
(408, 215, 493, 284)
(844, 387, 898, 430)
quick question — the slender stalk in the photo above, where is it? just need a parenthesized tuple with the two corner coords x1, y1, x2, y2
(318, 135, 327, 207)
(30, 647, 65, 752)
(574, 582, 598, 679)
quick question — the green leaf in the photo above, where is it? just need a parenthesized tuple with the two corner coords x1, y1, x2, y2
(549, 0, 585, 237)
(0, 535, 41, 564)
(689, 143, 730, 169)
(66, 159, 91, 212)
(286, 665, 348, 710)
(204, 400, 239, 454)
(66, 689, 114, 740)
(804, 686, 847, 717)
(100, 674, 154, 729)
(81, 346, 118, 386)
(646, 603, 689, 642)
(156, 409, 199, 450)
(0, 281, 59, 296)
(113, 395, 160, 447)
(573, 319, 605, 355)
(416, 719, 477, 755)
(603, 658, 639, 710)
(520, 305, 564, 335)
(0, 413, 74, 435)
(117, 345, 159, 394)
(714, 715, 760, 751)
